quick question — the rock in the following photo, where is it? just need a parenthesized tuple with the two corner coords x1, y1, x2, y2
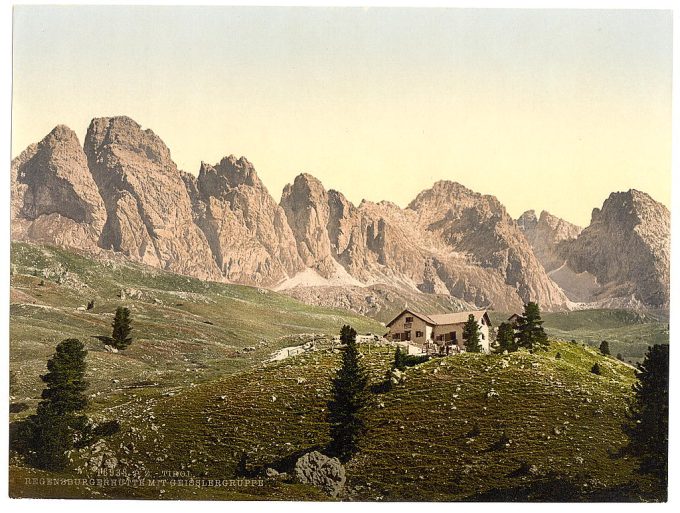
(84, 116, 222, 280)
(103, 345, 118, 353)
(518, 209, 582, 273)
(186, 157, 303, 285)
(12, 116, 668, 313)
(11, 125, 106, 249)
(294, 451, 346, 497)
(265, 468, 279, 477)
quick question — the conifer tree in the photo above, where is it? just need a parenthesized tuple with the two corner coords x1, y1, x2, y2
(328, 325, 369, 462)
(97, 307, 134, 350)
(515, 302, 549, 352)
(462, 314, 482, 353)
(19, 339, 89, 470)
(624, 344, 669, 494)
(599, 340, 611, 356)
(339, 324, 357, 346)
(111, 307, 133, 349)
(495, 322, 516, 353)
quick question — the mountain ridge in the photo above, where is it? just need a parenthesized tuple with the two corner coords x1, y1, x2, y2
(11, 116, 670, 312)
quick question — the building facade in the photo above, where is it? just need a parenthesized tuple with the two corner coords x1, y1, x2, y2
(386, 309, 492, 354)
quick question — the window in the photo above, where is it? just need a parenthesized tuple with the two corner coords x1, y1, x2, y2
(415, 331, 423, 338)
(405, 331, 411, 341)
(481, 333, 485, 340)
(405, 316, 413, 323)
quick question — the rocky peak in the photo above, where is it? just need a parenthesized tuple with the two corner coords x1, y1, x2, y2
(518, 210, 582, 273)
(197, 155, 260, 197)
(11, 124, 106, 248)
(563, 189, 669, 307)
(85, 116, 172, 167)
(280, 173, 336, 276)
(189, 157, 303, 285)
(84, 116, 221, 280)
(517, 210, 538, 232)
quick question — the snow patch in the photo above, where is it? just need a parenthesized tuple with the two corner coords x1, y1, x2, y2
(274, 260, 365, 291)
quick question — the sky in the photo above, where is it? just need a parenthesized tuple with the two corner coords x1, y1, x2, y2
(11, 6, 672, 227)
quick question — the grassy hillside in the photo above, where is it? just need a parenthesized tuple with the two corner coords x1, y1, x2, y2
(9, 242, 383, 405)
(11, 338, 656, 501)
(489, 309, 668, 364)
(9, 242, 662, 501)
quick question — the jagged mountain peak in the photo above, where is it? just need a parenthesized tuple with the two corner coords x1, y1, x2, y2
(10, 117, 669, 312)
(85, 116, 173, 167)
(197, 155, 261, 195)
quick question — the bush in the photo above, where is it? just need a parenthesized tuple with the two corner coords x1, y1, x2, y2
(393, 346, 429, 370)
(591, 363, 602, 375)
(555, 352, 562, 359)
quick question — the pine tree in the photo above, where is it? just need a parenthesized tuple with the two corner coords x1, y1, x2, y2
(599, 340, 611, 356)
(462, 314, 482, 353)
(515, 302, 549, 352)
(495, 322, 516, 353)
(339, 324, 357, 346)
(111, 307, 133, 349)
(327, 325, 369, 462)
(624, 344, 669, 493)
(19, 339, 89, 470)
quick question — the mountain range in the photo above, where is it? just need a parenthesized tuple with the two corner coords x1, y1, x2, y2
(10, 116, 670, 314)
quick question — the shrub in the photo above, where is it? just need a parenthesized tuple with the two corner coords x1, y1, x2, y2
(591, 363, 602, 375)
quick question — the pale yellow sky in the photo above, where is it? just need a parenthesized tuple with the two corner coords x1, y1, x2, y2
(12, 7, 672, 226)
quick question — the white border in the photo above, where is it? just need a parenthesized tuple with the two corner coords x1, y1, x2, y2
(1, 2, 677, 513)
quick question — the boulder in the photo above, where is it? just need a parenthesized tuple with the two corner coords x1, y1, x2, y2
(294, 451, 346, 497)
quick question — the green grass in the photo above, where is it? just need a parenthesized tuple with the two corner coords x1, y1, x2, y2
(9, 241, 383, 413)
(12, 339, 654, 500)
(489, 309, 668, 364)
(9, 242, 662, 501)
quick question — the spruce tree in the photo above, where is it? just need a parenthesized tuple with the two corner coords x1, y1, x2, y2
(515, 302, 548, 352)
(96, 307, 134, 349)
(624, 344, 669, 494)
(462, 314, 482, 353)
(599, 340, 611, 356)
(328, 325, 369, 462)
(339, 324, 357, 346)
(495, 322, 516, 353)
(19, 338, 89, 470)
(111, 307, 133, 349)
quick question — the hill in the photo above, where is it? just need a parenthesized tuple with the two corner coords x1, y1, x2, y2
(9, 241, 383, 404)
(11, 334, 657, 500)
